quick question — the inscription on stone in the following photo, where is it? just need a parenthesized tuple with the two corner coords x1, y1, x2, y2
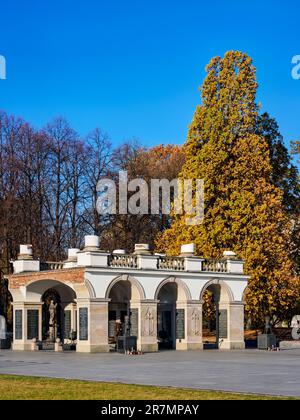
(143, 307, 155, 336)
(176, 309, 185, 340)
(219, 309, 228, 339)
(15, 310, 22, 340)
(130, 308, 138, 337)
(27, 310, 39, 340)
(79, 308, 88, 341)
(64, 310, 71, 340)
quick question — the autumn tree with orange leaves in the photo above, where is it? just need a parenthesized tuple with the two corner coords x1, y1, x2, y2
(100, 143, 185, 251)
(156, 51, 300, 326)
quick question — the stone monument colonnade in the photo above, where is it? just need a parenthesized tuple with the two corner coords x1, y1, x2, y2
(7, 237, 249, 353)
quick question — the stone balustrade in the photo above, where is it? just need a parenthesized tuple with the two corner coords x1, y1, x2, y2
(108, 254, 138, 269)
(202, 259, 228, 273)
(38, 255, 244, 274)
(157, 256, 185, 271)
(40, 262, 65, 271)
(16, 238, 244, 275)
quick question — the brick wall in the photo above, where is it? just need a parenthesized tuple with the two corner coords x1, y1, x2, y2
(8, 267, 85, 289)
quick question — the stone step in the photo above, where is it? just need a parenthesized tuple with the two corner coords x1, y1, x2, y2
(41, 342, 55, 351)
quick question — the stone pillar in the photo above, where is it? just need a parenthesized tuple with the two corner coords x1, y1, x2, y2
(139, 300, 158, 352)
(71, 303, 77, 332)
(176, 300, 203, 351)
(77, 235, 110, 268)
(137, 255, 159, 270)
(12, 302, 42, 351)
(55, 339, 63, 352)
(76, 298, 109, 353)
(63, 248, 80, 269)
(12, 303, 25, 351)
(13, 245, 40, 274)
(219, 302, 245, 350)
(223, 251, 245, 274)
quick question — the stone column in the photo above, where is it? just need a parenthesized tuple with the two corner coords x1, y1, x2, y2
(12, 302, 42, 351)
(219, 302, 245, 350)
(71, 303, 77, 332)
(12, 302, 25, 351)
(76, 298, 109, 353)
(176, 300, 203, 351)
(139, 300, 158, 352)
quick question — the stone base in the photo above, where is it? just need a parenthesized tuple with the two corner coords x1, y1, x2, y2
(176, 342, 203, 351)
(219, 340, 245, 350)
(280, 341, 300, 350)
(31, 342, 40, 351)
(76, 343, 110, 353)
(12, 342, 33, 351)
(139, 343, 158, 353)
(55, 342, 63, 352)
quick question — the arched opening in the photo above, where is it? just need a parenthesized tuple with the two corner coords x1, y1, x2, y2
(242, 286, 252, 328)
(157, 282, 178, 350)
(155, 278, 190, 351)
(41, 283, 77, 349)
(201, 281, 232, 349)
(42, 288, 62, 341)
(26, 280, 77, 350)
(107, 278, 141, 351)
(242, 285, 256, 348)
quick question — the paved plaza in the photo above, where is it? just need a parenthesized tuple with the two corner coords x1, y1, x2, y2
(0, 349, 300, 397)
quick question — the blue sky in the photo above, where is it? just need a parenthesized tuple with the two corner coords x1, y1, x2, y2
(0, 0, 299, 149)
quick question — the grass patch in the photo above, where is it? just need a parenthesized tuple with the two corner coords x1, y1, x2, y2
(0, 375, 296, 400)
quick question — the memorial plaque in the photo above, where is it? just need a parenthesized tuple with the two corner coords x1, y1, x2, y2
(79, 308, 88, 341)
(64, 310, 71, 339)
(176, 309, 185, 340)
(27, 310, 39, 340)
(219, 309, 228, 339)
(15, 310, 22, 340)
(130, 308, 138, 337)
